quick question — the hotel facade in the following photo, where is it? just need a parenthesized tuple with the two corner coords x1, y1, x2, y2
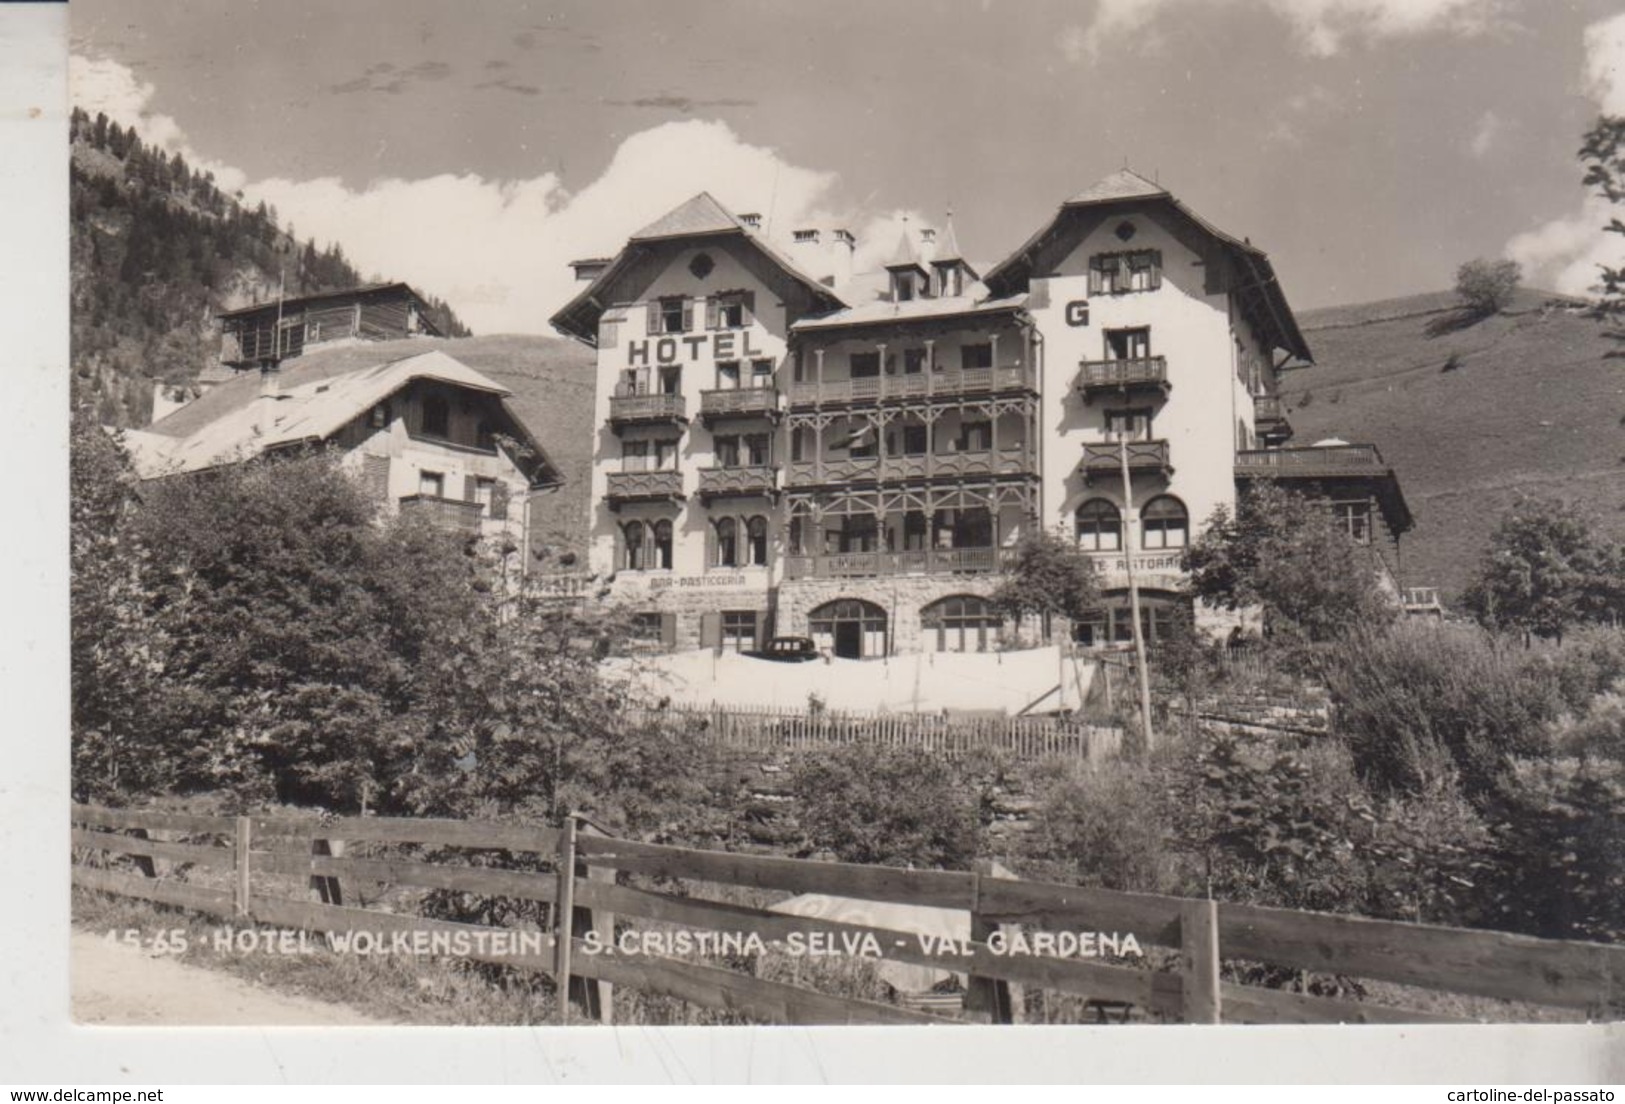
(549, 172, 1412, 658)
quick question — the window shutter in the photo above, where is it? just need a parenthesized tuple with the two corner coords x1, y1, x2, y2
(705, 522, 717, 567)
(681, 299, 694, 332)
(659, 612, 678, 651)
(362, 454, 390, 501)
(490, 481, 510, 521)
(1088, 263, 1103, 296)
(705, 297, 719, 331)
(742, 291, 755, 325)
(700, 612, 722, 652)
(464, 474, 478, 502)
(1148, 251, 1163, 290)
(753, 610, 769, 649)
(646, 300, 660, 335)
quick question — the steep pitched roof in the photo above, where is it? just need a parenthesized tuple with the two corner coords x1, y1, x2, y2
(629, 192, 741, 240)
(884, 229, 927, 273)
(982, 171, 1312, 362)
(549, 193, 848, 344)
(930, 217, 966, 265)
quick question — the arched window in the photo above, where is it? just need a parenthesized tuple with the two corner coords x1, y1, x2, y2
(921, 595, 1003, 653)
(1072, 589, 1189, 648)
(746, 516, 769, 565)
(808, 598, 888, 660)
(652, 519, 674, 570)
(715, 517, 738, 567)
(1142, 495, 1189, 550)
(622, 521, 646, 571)
(1076, 499, 1122, 552)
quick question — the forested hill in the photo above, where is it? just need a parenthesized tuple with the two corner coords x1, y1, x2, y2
(69, 106, 470, 427)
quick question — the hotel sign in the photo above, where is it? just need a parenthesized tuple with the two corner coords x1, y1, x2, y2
(627, 330, 766, 366)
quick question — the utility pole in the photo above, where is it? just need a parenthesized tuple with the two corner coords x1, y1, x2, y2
(1118, 437, 1155, 753)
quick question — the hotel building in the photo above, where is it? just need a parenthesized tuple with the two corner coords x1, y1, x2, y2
(549, 172, 1412, 658)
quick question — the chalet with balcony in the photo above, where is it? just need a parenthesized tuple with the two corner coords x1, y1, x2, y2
(120, 347, 560, 557)
(217, 282, 442, 370)
(550, 176, 1419, 658)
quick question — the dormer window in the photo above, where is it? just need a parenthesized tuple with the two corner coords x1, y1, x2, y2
(707, 290, 755, 330)
(935, 264, 965, 298)
(893, 271, 917, 302)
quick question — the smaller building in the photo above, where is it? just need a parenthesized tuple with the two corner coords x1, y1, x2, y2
(121, 348, 560, 554)
(217, 282, 442, 370)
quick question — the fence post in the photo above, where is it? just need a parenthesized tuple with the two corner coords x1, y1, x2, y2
(1180, 898, 1221, 1024)
(964, 866, 1014, 1024)
(127, 826, 158, 880)
(570, 817, 616, 1025)
(233, 815, 252, 918)
(553, 815, 579, 1026)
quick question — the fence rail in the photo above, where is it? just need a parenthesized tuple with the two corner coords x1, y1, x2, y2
(632, 702, 1123, 760)
(71, 804, 1625, 1027)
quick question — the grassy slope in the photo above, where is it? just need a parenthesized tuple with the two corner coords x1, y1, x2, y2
(1284, 288, 1625, 603)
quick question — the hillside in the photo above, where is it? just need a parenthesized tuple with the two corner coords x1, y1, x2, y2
(69, 106, 469, 428)
(1284, 288, 1625, 603)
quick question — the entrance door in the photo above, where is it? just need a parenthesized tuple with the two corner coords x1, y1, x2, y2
(833, 620, 863, 659)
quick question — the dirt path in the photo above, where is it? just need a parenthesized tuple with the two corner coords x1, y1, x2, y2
(71, 930, 386, 1026)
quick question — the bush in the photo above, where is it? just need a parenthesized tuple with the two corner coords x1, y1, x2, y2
(790, 744, 987, 869)
(1022, 755, 1174, 894)
(1321, 624, 1561, 803)
(1455, 257, 1521, 315)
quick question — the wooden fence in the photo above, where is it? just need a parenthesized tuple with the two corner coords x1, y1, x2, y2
(632, 703, 1124, 761)
(70, 804, 1625, 1027)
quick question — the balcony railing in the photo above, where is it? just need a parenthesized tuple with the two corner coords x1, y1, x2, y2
(398, 494, 486, 535)
(1253, 395, 1293, 442)
(1235, 445, 1386, 477)
(1081, 439, 1171, 478)
(698, 387, 779, 423)
(1076, 356, 1170, 397)
(697, 465, 778, 500)
(785, 446, 1035, 486)
(608, 392, 687, 427)
(1403, 587, 1443, 611)
(605, 469, 684, 506)
(783, 547, 1014, 579)
(786, 364, 1037, 407)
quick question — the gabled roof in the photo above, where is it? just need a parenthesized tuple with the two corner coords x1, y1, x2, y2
(549, 193, 848, 345)
(629, 192, 741, 241)
(983, 170, 1312, 362)
(790, 291, 1028, 333)
(127, 349, 548, 481)
(216, 281, 433, 322)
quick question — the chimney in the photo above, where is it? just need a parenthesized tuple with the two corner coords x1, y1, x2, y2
(739, 212, 762, 230)
(830, 229, 856, 289)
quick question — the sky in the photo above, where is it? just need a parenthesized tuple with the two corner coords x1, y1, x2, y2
(67, 0, 1625, 335)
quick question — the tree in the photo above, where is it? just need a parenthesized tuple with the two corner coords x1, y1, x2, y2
(791, 744, 986, 868)
(1183, 481, 1396, 646)
(1454, 257, 1521, 316)
(989, 526, 1101, 642)
(1463, 496, 1623, 642)
(1580, 115, 1625, 306)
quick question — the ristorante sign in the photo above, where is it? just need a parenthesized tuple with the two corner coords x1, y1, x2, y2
(627, 330, 766, 366)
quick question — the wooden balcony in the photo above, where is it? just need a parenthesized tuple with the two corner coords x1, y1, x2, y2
(784, 446, 1035, 487)
(1081, 439, 1172, 480)
(783, 547, 1014, 580)
(1253, 395, 1294, 443)
(1076, 356, 1170, 399)
(608, 392, 687, 429)
(398, 494, 485, 535)
(698, 387, 780, 425)
(786, 363, 1037, 408)
(1234, 444, 1386, 477)
(605, 469, 684, 509)
(697, 465, 778, 501)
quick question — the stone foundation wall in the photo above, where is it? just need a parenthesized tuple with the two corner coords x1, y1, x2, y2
(776, 574, 1008, 654)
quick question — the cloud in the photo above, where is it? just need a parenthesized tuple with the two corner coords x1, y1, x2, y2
(70, 53, 246, 193)
(1067, 0, 1507, 62)
(328, 60, 452, 96)
(69, 53, 921, 334)
(1503, 13, 1625, 296)
(606, 93, 759, 113)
